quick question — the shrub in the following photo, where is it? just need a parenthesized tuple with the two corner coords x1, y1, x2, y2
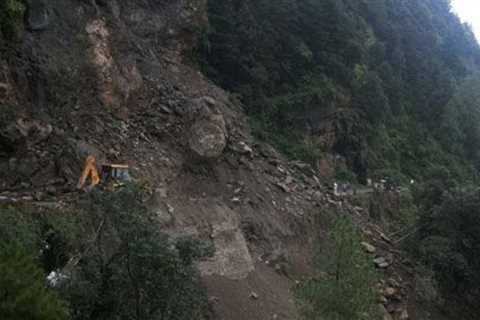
(295, 216, 378, 320)
(0, 184, 213, 320)
(0, 206, 40, 252)
(416, 188, 480, 310)
(0, 0, 26, 40)
(64, 184, 212, 320)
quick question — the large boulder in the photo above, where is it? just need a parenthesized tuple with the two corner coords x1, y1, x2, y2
(378, 304, 393, 320)
(0, 118, 52, 155)
(188, 97, 227, 159)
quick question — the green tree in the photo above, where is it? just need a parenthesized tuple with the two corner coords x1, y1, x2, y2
(0, 0, 26, 40)
(353, 71, 390, 125)
(201, 0, 480, 182)
(295, 216, 378, 320)
(416, 188, 480, 311)
(0, 245, 69, 320)
(65, 184, 212, 320)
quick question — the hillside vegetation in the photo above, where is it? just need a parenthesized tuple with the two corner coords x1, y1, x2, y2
(2, 0, 480, 319)
(0, 186, 212, 320)
(200, 0, 480, 183)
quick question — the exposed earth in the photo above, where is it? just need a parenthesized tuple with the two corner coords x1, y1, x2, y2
(0, 1, 435, 319)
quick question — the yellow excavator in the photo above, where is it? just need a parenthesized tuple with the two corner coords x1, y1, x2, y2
(77, 155, 131, 190)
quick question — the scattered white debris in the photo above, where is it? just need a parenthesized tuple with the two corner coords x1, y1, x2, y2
(46, 270, 69, 287)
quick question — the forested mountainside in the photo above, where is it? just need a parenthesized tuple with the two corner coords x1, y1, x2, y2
(2, 1, 480, 320)
(200, 0, 480, 183)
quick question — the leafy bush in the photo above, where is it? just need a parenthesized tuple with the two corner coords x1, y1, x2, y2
(416, 188, 480, 310)
(0, 184, 213, 320)
(295, 216, 378, 320)
(0, 206, 41, 252)
(0, 0, 26, 40)
(0, 244, 69, 320)
(64, 184, 213, 320)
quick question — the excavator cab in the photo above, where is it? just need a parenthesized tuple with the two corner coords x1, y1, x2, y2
(77, 155, 131, 190)
(101, 164, 131, 183)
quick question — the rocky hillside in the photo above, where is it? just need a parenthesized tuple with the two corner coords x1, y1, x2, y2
(1, 1, 478, 320)
(0, 1, 323, 319)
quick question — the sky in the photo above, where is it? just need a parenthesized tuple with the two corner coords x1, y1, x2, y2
(451, 0, 480, 40)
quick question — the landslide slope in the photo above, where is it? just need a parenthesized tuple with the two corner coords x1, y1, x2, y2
(0, 2, 456, 320)
(0, 1, 327, 319)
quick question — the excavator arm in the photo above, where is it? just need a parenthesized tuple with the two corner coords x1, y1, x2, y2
(77, 155, 101, 190)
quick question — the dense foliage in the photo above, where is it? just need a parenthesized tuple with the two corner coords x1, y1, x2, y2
(295, 216, 378, 320)
(0, 185, 212, 320)
(415, 185, 480, 316)
(200, 0, 480, 183)
(66, 185, 212, 320)
(0, 0, 26, 40)
(0, 245, 69, 320)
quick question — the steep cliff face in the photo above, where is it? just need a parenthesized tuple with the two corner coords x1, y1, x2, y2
(1, 0, 211, 188)
(0, 2, 323, 319)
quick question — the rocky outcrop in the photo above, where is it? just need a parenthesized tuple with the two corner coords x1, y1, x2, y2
(198, 204, 254, 280)
(188, 97, 227, 159)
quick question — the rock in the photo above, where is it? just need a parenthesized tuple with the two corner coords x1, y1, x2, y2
(386, 304, 396, 313)
(312, 191, 323, 202)
(118, 61, 143, 96)
(379, 295, 388, 304)
(237, 141, 253, 156)
(285, 175, 294, 184)
(374, 257, 391, 268)
(378, 304, 394, 320)
(188, 112, 227, 159)
(387, 278, 400, 288)
(0, 82, 9, 100)
(250, 291, 259, 299)
(45, 186, 56, 195)
(34, 191, 45, 201)
(202, 96, 217, 106)
(363, 229, 374, 237)
(361, 242, 376, 253)
(292, 160, 309, 170)
(274, 263, 283, 273)
(159, 105, 173, 114)
(276, 182, 290, 193)
(231, 197, 241, 203)
(0, 119, 53, 152)
(380, 232, 392, 243)
(399, 309, 409, 320)
(155, 186, 168, 198)
(384, 287, 396, 298)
